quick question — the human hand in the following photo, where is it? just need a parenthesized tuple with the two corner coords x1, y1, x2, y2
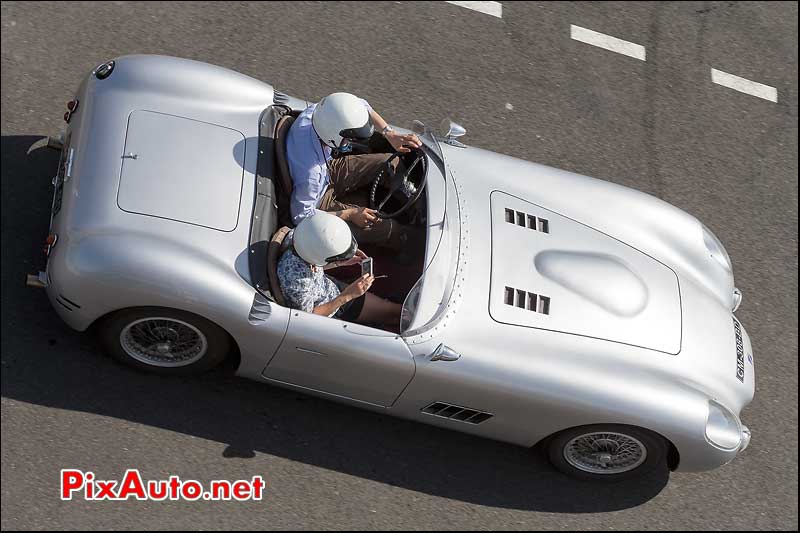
(334, 249, 368, 268)
(385, 131, 422, 153)
(341, 273, 374, 300)
(347, 207, 380, 229)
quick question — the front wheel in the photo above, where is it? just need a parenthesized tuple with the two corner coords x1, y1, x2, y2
(546, 424, 668, 482)
(98, 307, 230, 375)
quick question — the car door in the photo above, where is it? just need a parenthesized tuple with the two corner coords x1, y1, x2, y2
(262, 311, 415, 407)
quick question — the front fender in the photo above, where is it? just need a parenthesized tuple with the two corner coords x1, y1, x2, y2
(396, 330, 738, 472)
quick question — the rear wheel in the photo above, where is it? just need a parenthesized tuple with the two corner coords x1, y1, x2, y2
(546, 424, 668, 481)
(98, 307, 230, 375)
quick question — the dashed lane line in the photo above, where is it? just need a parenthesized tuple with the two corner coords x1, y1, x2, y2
(711, 68, 778, 103)
(444, 9, 778, 106)
(446, 1, 503, 19)
(570, 24, 646, 61)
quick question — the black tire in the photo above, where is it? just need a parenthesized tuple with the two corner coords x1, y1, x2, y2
(98, 307, 230, 375)
(546, 424, 668, 482)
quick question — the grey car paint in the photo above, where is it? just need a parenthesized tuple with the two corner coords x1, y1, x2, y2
(41, 55, 754, 475)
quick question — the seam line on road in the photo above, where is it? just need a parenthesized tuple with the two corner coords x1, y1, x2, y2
(570, 25, 646, 61)
(711, 68, 778, 103)
(446, 1, 503, 19)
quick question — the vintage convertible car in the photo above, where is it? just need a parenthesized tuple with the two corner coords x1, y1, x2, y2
(28, 55, 755, 481)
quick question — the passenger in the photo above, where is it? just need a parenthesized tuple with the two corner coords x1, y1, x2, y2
(277, 211, 401, 328)
(286, 92, 422, 250)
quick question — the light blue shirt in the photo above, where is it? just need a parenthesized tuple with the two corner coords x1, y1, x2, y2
(286, 99, 372, 225)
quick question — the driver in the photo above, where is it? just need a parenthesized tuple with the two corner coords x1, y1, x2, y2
(286, 92, 422, 250)
(277, 212, 402, 328)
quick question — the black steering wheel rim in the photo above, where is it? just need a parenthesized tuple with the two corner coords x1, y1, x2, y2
(369, 148, 427, 219)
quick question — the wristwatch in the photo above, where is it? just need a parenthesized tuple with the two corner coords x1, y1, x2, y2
(381, 125, 394, 136)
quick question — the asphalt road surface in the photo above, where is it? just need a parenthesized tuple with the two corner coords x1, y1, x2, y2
(2, 1, 797, 530)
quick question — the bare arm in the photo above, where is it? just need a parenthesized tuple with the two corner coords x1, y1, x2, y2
(312, 293, 352, 317)
(331, 206, 379, 228)
(369, 109, 389, 133)
(312, 274, 374, 316)
(369, 110, 422, 153)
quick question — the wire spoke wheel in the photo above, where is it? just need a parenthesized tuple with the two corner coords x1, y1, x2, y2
(563, 431, 648, 475)
(120, 317, 208, 368)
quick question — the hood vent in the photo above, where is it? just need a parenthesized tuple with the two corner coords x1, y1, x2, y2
(505, 208, 549, 234)
(421, 402, 493, 424)
(504, 286, 551, 315)
(490, 191, 682, 354)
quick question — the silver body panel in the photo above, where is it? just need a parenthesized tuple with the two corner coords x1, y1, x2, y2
(489, 190, 682, 354)
(119, 110, 246, 231)
(45, 55, 755, 475)
(263, 311, 415, 407)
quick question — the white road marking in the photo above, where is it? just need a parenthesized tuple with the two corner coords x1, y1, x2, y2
(446, 1, 502, 18)
(570, 25, 646, 61)
(711, 68, 778, 103)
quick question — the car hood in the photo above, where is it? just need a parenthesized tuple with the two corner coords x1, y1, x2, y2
(441, 143, 735, 310)
(422, 143, 752, 412)
(488, 190, 682, 354)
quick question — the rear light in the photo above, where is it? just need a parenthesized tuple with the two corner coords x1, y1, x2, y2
(43, 234, 58, 255)
(64, 100, 79, 123)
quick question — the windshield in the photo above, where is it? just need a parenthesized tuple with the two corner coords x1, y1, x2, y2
(400, 121, 462, 336)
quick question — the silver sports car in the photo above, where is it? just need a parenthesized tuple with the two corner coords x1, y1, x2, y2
(28, 55, 755, 481)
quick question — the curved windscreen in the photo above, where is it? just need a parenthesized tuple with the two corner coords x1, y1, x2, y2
(400, 121, 461, 335)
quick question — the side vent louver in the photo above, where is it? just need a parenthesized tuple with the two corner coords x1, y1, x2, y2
(421, 402, 494, 424)
(248, 293, 272, 324)
(504, 286, 551, 315)
(505, 208, 549, 234)
(56, 294, 81, 312)
(273, 90, 290, 105)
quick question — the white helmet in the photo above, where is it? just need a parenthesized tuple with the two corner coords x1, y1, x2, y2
(293, 212, 357, 267)
(312, 92, 372, 149)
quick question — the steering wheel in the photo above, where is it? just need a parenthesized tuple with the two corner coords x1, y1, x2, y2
(369, 148, 427, 219)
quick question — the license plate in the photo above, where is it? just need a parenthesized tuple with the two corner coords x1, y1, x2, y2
(733, 318, 745, 383)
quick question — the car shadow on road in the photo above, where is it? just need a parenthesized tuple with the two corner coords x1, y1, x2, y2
(1, 135, 668, 513)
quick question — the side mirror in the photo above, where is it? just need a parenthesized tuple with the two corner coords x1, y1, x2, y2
(442, 120, 466, 139)
(411, 120, 426, 135)
(440, 119, 467, 148)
